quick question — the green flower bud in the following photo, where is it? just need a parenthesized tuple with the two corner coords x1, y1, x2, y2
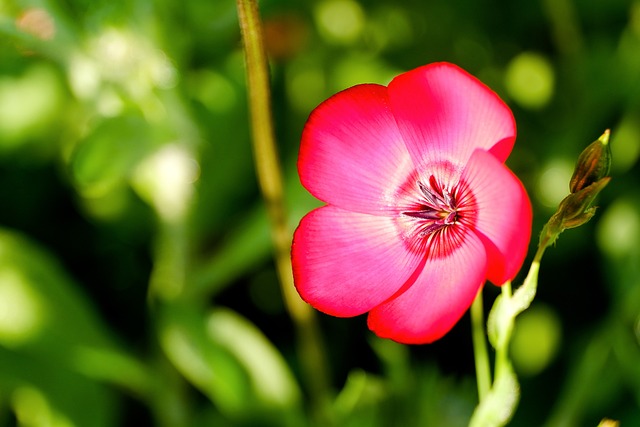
(539, 131, 613, 251)
(569, 130, 612, 193)
(558, 176, 611, 228)
(539, 176, 611, 249)
(561, 208, 596, 229)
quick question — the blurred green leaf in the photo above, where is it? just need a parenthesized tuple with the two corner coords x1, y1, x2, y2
(0, 228, 117, 355)
(157, 303, 303, 425)
(0, 346, 118, 427)
(69, 114, 154, 198)
(0, 228, 151, 425)
(207, 308, 302, 409)
(157, 303, 251, 416)
(333, 370, 386, 427)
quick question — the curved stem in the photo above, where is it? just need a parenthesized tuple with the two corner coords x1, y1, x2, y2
(235, 0, 331, 417)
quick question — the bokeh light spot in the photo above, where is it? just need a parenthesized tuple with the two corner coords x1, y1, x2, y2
(596, 199, 640, 259)
(536, 158, 574, 208)
(69, 28, 177, 103)
(505, 52, 555, 109)
(315, 0, 365, 44)
(0, 268, 45, 347)
(330, 54, 399, 91)
(610, 115, 640, 173)
(69, 54, 101, 99)
(16, 8, 56, 40)
(511, 304, 562, 376)
(366, 6, 413, 51)
(263, 13, 309, 60)
(189, 71, 237, 113)
(0, 64, 64, 146)
(287, 66, 326, 113)
(133, 144, 200, 222)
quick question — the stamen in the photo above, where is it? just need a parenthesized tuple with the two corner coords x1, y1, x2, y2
(403, 209, 441, 220)
(443, 188, 454, 207)
(402, 177, 459, 237)
(418, 181, 438, 206)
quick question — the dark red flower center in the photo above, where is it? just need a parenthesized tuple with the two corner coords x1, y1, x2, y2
(402, 175, 459, 236)
(394, 164, 476, 258)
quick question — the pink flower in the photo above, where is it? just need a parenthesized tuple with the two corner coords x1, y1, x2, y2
(291, 63, 532, 344)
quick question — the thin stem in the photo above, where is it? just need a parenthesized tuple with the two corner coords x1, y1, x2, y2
(534, 234, 550, 264)
(497, 280, 513, 353)
(235, 0, 331, 417)
(471, 287, 491, 400)
(501, 280, 512, 299)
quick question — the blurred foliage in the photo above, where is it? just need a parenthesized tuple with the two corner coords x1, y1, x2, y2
(0, 0, 639, 426)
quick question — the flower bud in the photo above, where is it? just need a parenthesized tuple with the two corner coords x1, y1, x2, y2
(569, 130, 612, 193)
(539, 176, 610, 249)
(539, 131, 612, 251)
(558, 176, 611, 228)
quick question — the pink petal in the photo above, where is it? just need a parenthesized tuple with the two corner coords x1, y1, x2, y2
(299, 84, 413, 215)
(387, 62, 516, 172)
(367, 231, 487, 344)
(460, 149, 532, 285)
(292, 205, 424, 317)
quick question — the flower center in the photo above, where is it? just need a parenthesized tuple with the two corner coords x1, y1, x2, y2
(402, 175, 459, 236)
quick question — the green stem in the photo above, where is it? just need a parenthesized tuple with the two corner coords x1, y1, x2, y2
(470, 280, 520, 427)
(472, 141, 609, 425)
(471, 288, 491, 400)
(496, 281, 513, 355)
(235, 0, 331, 417)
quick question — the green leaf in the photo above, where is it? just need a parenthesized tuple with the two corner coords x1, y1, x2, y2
(469, 360, 520, 427)
(0, 346, 118, 427)
(0, 228, 121, 357)
(333, 370, 386, 427)
(207, 308, 302, 409)
(69, 114, 153, 198)
(157, 303, 302, 422)
(0, 228, 148, 425)
(157, 303, 251, 416)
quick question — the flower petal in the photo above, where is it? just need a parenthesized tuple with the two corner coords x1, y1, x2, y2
(299, 84, 413, 215)
(292, 205, 423, 317)
(387, 62, 516, 171)
(367, 231, 487, 344)
(461, 149, 532, 285)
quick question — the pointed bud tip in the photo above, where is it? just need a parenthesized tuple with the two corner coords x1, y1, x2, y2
(569, 130, 612, 193)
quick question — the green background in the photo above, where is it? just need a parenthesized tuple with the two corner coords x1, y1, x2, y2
(0, 0, 639, 425)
